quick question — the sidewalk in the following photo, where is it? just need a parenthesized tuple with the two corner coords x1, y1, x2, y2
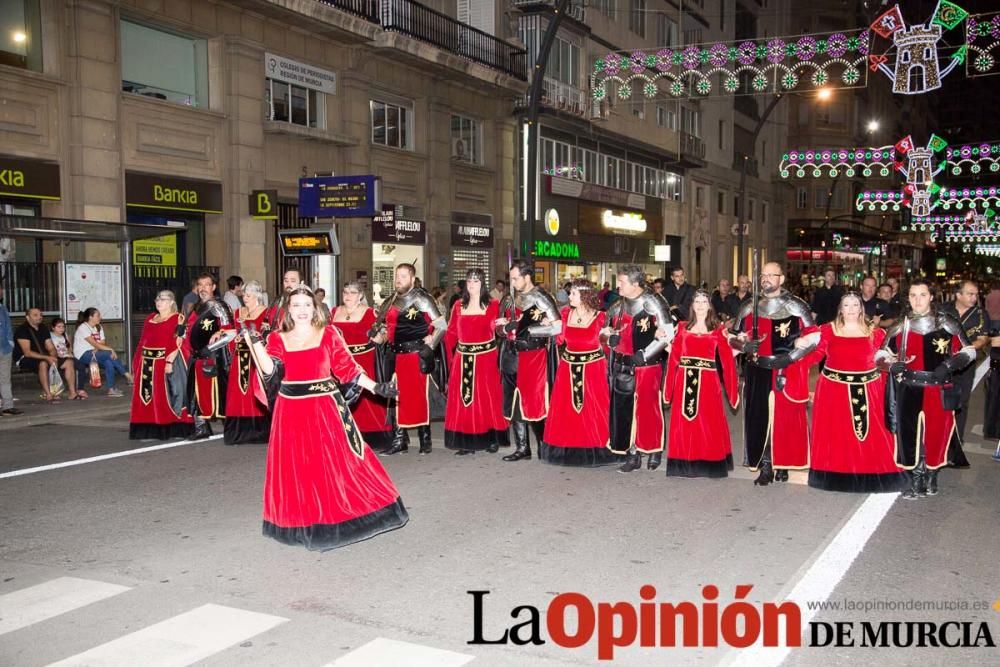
(0, 381, 133, 431)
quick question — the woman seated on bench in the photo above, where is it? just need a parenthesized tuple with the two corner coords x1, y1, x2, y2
(73, 307, 132, 397)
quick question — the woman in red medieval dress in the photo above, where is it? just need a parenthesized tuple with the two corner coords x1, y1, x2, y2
(444, 269, 509, 454)
(330, 281, 393, 451)
(224, 280, 271, 444)
(540, 279, 618, 466)
(129, 290, 193, 439)
(663, 290, 739, 478)
(246, 286, 406, 551)
(799, 292, 908, 492)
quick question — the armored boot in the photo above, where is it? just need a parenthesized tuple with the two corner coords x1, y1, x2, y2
(902, 467, 925, 499)
(417, 425, 432, 454)
(502, 421, 532, 461)
(190, 418, 212, 441)
(646, 451, 663, 471)
(380, 427, 410, 456)
(925, 468, 939, 496)
(754, 461, 774, 487)
(617, 452, 642, 474)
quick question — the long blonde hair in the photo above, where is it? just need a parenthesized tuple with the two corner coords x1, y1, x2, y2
(832, 292, 873, 335)
(279, 285, 327, 332)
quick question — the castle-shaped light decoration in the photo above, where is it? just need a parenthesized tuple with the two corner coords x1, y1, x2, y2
(869, 2, 968, 95)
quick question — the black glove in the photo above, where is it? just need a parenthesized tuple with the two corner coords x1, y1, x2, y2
(503, 320, 518, 334)
(932, 364, 951, 383)
(244, 323, 263, 346)
(373, 381, 398, 399)
(888, 361, 907, 376)
(607, 334, 621, 348)
(632, 350, 646, 365)
(742, 339, 760, 355)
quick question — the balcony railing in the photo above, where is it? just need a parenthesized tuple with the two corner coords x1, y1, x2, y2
(380, 0, 527, 80)
(316, 0, 381, 23)
(679, 131, 706, 160)
(511, 0, 586, 22)
(541, 79, 587, 115)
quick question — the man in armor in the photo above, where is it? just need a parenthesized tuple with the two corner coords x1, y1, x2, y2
(181, 273, 234, 440)
(263, 269, 302, 336)
(729, 262, 818, 486)
(940, 280, 989, 466)
(876, 279, 975, 498)
(495, 259, 560, 462)
(602, 264, 674, 472)
(373, 263, 447, 456)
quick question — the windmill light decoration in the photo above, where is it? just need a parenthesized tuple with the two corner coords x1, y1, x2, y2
(780, 134, 1000, 221)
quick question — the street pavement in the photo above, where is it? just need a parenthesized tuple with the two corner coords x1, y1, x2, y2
(0, 379, 998, 666)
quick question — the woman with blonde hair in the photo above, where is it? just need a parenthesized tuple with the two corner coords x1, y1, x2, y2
(129, 290, 192, 439)
(798, 292, 907, 492)
(224, 280, 271, 444)
(330, 280, 393, 450)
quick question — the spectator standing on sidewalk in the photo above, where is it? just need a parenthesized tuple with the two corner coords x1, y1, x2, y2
(0, 281, 21, 415)
(181, 280, 200, 317)
(223, 275, 244, 312)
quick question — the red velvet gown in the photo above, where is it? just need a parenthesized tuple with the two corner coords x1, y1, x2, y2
(805, 325, 907, 492)
(224, 308, 270, 445)
(261, 327, 408, 551)
(541, 309, 618, 465)
(444, 300, 508, 451)
(129, 312, 193, 439)
(663, 323, 739, 477)
(331, 308, 392, 448)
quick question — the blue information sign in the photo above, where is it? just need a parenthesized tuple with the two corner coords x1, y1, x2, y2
(298, 175, 380, 217)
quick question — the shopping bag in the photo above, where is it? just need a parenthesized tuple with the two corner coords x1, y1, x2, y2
(89, 358, 102, 388)
(48, 363, 65, 396)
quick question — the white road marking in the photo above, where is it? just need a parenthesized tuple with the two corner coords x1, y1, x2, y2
(0, 577, 131, 636)
(0, 434, 224, 480)
(47, 603, 287, 667)
(329, 637, 475, 666)
(725, 492, 898, 666)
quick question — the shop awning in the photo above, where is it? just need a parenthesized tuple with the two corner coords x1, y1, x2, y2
(0, 215, 187, 242)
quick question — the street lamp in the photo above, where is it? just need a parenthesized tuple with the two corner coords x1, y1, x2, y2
(816, 87, 832, 101)
(866, 119, 879, 133)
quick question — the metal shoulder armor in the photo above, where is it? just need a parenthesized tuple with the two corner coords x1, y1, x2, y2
(411, 288, 443, 320)
(783, 294, 815, 327)
(938, 312, 972, 346)
(641, 292, 671, 323)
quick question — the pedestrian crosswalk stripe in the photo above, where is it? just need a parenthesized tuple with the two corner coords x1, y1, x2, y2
(329, 637, 474, 666)
(47, 603, 288, 667)
(0, 577, 131, 636)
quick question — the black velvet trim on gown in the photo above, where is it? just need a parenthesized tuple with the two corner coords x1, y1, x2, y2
(808, 469, 909, 493)
(946, 437, 970, 469)
(224, 416, 271, 445)
(263, 497, 409, 552)
(362, 430, 394, 449)
(665, 454, 734, 478)
(444, 428, 510, 451)
(129, 422, 193, 440)
(538, 442, 621, 466)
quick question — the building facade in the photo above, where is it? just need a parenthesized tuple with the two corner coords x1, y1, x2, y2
(0, 0, 527, 313)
